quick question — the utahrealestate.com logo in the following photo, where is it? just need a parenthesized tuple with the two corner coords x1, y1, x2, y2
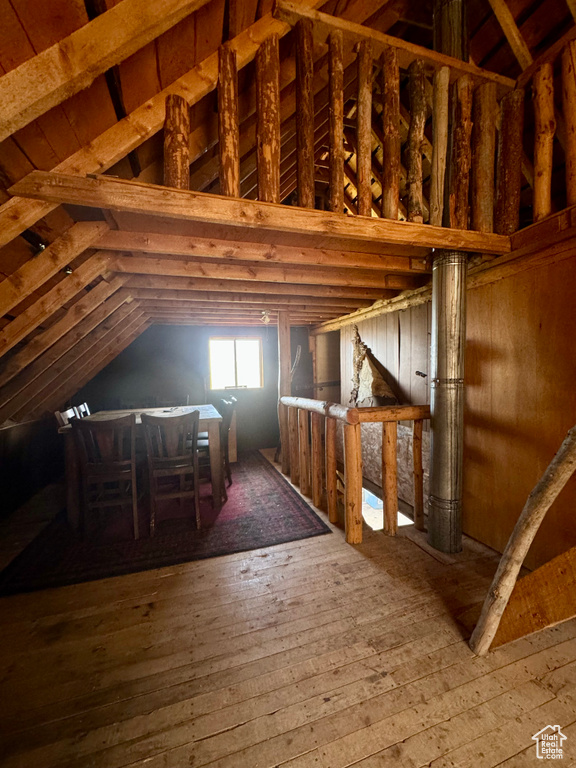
(532, 725, 567, 760)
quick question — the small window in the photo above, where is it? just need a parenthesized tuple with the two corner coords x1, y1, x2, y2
(209, 337, 263, 389)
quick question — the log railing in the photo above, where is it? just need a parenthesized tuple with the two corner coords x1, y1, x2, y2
(204, 5, 576, 236)
(280, 396, 430, 544)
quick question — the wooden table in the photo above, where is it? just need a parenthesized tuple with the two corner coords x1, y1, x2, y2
(60, 404, 223, 530)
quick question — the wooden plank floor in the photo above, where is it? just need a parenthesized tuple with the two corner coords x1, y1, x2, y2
(1, 457, 576, 767)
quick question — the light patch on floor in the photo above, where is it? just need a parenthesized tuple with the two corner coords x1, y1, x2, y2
(362, 487, 413, 531)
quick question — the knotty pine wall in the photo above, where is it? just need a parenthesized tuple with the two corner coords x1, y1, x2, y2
(339, 254, 576, 570)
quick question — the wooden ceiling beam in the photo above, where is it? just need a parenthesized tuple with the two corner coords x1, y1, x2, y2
(130, 289, 370, 308)
(114, 254, 422, 290)
(486, 0, 533, 70)
(0, 221, 108, 318)
(0, 0, 213, 144)
(0, 251, 111, 360)
(97, 227, 428, 270)
(123, 274, 390, 299)
(11, 172, 511, 256)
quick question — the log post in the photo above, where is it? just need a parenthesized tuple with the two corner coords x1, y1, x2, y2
(329, 30, 344, 214)
(277, 310, 291, 475)
(471, 82, 497, 232)
(381, 46, 400, 220)
(470, 426, 576, 656)
(407, 59, 426, 223)
(256, 35, 281, 203)
(449, 75, 473, 230)
(288, 406, 300, 486)
(163, 94, 190, 189)
(326, 416, 338, 523)
(344, 422, 363, 544)
(298, 408, 311, 496)
(218, 43, 240, 198)
(533, 63, 556, 222)
(383, 420, 398, 535)
(413, 419, 425, 531)
(494, 89, 525, 235)
(430, 66, 450, 227)
(311, 412, 324, 509)
(356, 40, 373, 217)
(562, 40, 576, 206)
(296, 19, 315, 209)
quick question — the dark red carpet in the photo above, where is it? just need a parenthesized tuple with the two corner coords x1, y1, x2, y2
(0, 451, 331, 596)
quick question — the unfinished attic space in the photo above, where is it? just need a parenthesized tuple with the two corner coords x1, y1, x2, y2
(3, 0, 576, 763)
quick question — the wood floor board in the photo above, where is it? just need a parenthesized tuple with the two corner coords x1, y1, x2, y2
(2, 461, 576, 768)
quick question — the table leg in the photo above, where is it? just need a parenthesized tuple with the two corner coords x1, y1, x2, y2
(65, 433, 80, 530)
(207, 421, 223, 510)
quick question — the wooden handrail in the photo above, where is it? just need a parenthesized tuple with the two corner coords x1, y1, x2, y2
(280, 396, 430, 543)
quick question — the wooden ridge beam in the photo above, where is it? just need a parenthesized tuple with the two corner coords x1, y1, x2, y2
(0, 0, 212, 144)
(0, 251, 111, 360)
(0, 297, 136, 424)
(274, 1, 516, 94)
(97, 230, 429, 270)
(113, 254, 423, 290)
(11, 172, 512, 256)
(0, 222, 108, 318)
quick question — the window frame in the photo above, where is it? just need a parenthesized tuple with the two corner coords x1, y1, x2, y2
(208, 336, 264, 390)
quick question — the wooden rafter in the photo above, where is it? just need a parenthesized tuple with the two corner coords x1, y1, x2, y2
(0, 0, 213, 144)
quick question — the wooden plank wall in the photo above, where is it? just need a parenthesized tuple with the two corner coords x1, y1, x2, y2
(464, 252, 576, 571)
(339, 254, 576, 569)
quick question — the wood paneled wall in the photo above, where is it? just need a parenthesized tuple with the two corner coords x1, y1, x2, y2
(339, 255, 576, 570)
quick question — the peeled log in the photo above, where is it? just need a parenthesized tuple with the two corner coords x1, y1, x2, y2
(218, 44, 240, 198)
(449, 75, 473, 230)
(533, 63, 556, 222)
(256, 35, 280, 203)
(472, 82, 497, 232)
(495, 88, 525, 235)
(407, 60, 426, 223)
(562, 40, 576, 206)
(329, 30, 344, 214)
(381, 46, 400, 220)
(430, 66, 450, 227)
(163, 94, 190, 189)
(356, 40, 373, 217)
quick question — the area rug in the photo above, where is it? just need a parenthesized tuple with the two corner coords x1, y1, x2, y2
(0, 451, 331, 596)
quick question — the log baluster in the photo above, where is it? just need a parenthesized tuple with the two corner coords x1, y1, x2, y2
(296, 19, 315, 209)
(407, 59, 426, 223)
(329, 30, 344, 214)
(471, 82, 497, 233)
(311, 412, 324, 509)
(163, 94, 190, 189)
(218, 43, 240, 198)
(430, 66, 450, 227)
(256, 35, 281, 203)
(356, 39, 373, 217)
(495, 88, 525, 235)
(533, 63, 556, 222)
(381, 46, 400, 220)
(344, 422, 363, 544)
(325, 416, 338, 523)
(562, 40, 576, 206)
(383, 420, 398, 536)
(298, 408, 311, 496)
(413, 419, 425, 531)
(449, 75, 473, 230)
(288, 406, 300, 485)
(277, 310, 291, 475)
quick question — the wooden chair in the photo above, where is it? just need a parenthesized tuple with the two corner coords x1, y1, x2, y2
(54, 406, 80, 427)
(198, 398, 236, 501)
(141, 411, 201, 535)
(71, 414, 139, 540)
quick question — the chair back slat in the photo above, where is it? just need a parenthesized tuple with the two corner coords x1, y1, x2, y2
(72, 414, 136, 469)
(141, 411, 200, 464)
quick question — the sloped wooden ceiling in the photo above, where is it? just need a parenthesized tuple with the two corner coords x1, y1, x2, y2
(0, 0, 574, 421)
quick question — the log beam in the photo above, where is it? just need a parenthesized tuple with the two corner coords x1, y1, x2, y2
(256, 35, 281, 203)
(164, 94, 190, 189)
(218, 44, 241, 198)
